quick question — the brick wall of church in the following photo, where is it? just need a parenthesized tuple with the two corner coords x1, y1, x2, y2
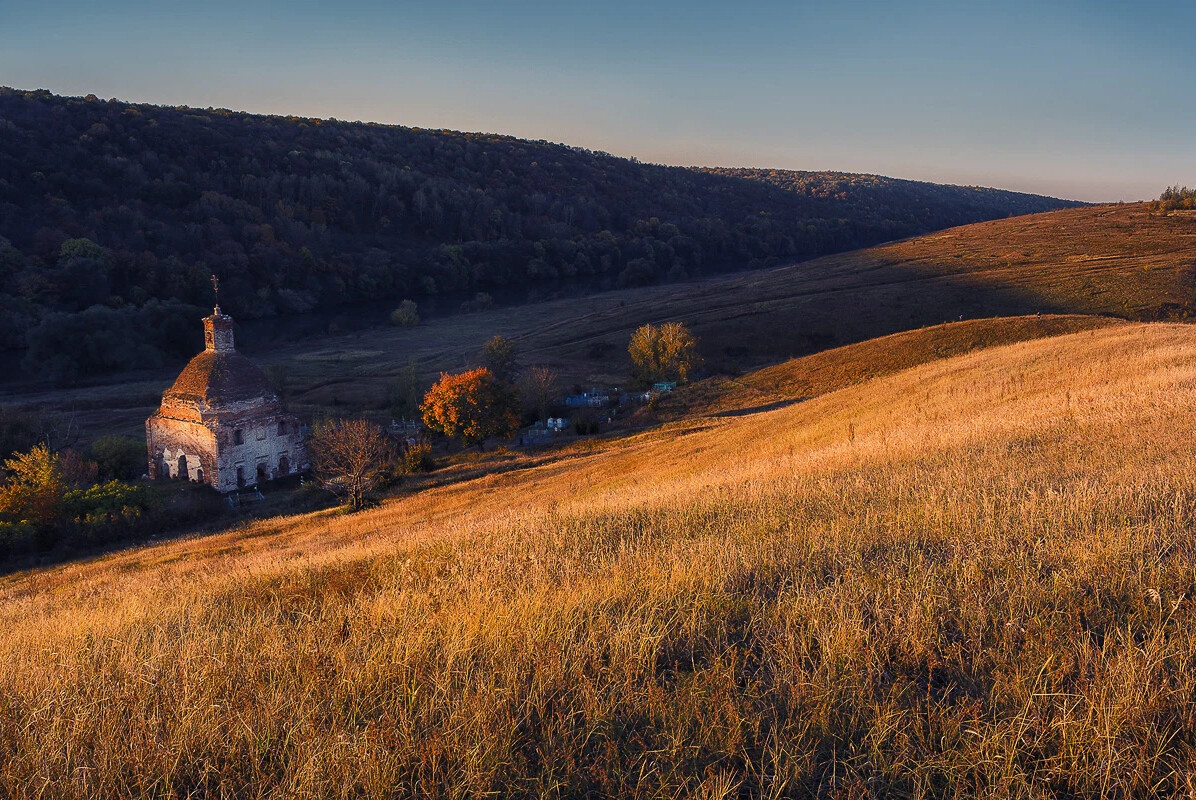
(212, 409, 307, 493)
(146, 416, 219, 485)
(147, 405, 307, 493)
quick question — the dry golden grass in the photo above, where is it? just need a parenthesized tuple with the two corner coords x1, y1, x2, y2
(6, 322, 1196, 797)
(659, 313, 1121, 419)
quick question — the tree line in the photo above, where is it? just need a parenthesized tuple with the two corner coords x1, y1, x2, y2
(1156, 186, 1196, 211)
(0, 88, 1081, 382)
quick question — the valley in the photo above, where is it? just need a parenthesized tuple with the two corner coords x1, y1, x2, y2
(7, 201, 1193, 446)
(5, 7, 1194, 797)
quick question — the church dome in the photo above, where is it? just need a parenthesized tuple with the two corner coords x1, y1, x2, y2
(163, 349, 277, 407)
(147, 292, 307, 493)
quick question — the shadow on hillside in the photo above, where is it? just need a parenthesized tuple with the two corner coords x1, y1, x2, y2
(1, 236, 1170, 457)
(711, 398, 809, 418)
(690, 255, 1133, 371)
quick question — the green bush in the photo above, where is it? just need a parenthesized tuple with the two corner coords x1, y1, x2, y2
(65, 480, 152, 524)
(0, 520, 37, 558)
(389, 300, 420, 327)
(401, 439, 436, 474)
(90, 436, 146, 481)
(460, 292, 493, 313)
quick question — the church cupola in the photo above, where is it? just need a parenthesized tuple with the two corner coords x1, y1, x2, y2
(203, 274, 234, 352)
(147, 271, 307, 493)
(204, 308, 235, 352)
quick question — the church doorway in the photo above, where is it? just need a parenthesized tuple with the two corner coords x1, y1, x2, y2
(177, 454, 188, 480)
(256, 463, 268, 484)
(236, 466, 245, 487)
(278, 455, 290, 475)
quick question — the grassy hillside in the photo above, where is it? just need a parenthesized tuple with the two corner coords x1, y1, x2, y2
(0, 87, 1080, 379)
(658, 313, 1123, 419)
(5, 322, 1196, 796)
(4, 201, 1191, 446)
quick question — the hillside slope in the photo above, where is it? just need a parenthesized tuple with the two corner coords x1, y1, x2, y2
(6, 201, 1189, 445)
(5, 322, 1196, 796)
(659, 313, 1123, 418)
(0, 87, 1080, 378)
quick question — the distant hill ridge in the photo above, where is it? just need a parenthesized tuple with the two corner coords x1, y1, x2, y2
(700, 166, 1074, 220)
(0, 86, 1081, 379)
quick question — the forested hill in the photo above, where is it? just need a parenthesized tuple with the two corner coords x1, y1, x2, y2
(0, 87, 1081, 381)
(700, 167, 1073, 222)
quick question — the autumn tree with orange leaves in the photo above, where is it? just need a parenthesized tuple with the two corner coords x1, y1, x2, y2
(421, 368, 521, 451)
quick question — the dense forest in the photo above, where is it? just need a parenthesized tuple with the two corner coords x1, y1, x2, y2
(0, 87, 1081, 381)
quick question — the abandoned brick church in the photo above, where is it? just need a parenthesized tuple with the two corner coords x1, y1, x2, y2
(146, 304, 307, 492)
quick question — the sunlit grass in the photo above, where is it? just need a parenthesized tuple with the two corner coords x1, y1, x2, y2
(5, 322, 1196, 797)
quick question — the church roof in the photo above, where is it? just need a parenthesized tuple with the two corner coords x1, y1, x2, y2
(162, 349, 277, 407)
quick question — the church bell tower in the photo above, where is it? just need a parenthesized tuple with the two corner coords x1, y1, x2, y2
(203, 274, 235, 353)
(204, 309, 235, 353)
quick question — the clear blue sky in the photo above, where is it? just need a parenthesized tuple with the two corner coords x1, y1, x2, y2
(3, 0, 1193, 201)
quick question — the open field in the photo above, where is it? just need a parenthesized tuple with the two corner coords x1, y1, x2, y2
(6, 322, 1196, 796)
(3, 202, 1195, 444)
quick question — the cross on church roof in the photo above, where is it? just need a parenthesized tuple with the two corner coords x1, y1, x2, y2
(211, 274, 221, 315)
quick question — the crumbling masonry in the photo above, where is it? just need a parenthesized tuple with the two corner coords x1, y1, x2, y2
(146, 307, 307, 492)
